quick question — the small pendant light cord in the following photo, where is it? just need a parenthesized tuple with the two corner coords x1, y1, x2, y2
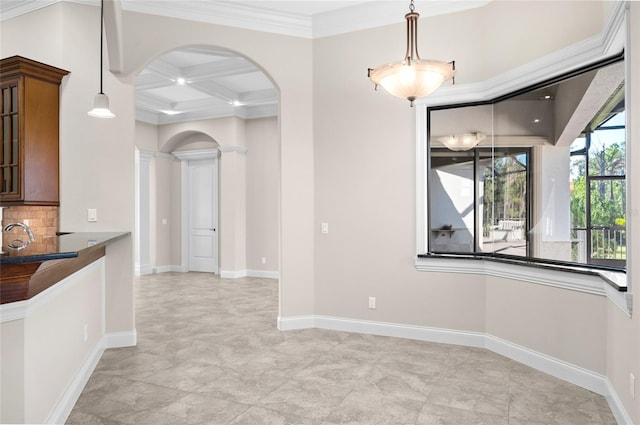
(99, 0, 104, 95)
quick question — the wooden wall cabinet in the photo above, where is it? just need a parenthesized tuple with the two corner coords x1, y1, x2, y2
(0, 56, 69, 206)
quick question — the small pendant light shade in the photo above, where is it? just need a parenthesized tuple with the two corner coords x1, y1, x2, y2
(88, 0, 115, 119)
(368, 1, 455, 106)
(88, 93, 115, 118)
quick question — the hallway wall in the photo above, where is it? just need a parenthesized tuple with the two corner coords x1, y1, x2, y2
(134, 116, 280, 277)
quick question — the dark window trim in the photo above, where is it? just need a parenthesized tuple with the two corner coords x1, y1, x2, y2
(425, 53, 626, 274)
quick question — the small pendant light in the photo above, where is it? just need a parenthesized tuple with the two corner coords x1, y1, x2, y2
(88, 0, 115, 118)
(368, 0, 455, 107)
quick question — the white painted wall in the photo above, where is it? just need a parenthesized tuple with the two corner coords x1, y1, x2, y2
(154, 155, 172, 268)
(246, 117, 280, 274)
(135, 121, 159, 151)
(0, 319, 25, 423)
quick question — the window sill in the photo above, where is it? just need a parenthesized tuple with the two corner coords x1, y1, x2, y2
(415, 254, 632, 316)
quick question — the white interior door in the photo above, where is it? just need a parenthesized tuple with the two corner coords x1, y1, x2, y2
(188, 158, 218, 273)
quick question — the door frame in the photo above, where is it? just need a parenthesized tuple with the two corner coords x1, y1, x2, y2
(173, 148, 220, 273)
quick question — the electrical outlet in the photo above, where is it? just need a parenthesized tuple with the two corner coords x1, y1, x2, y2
(368, 296, 376, 309)
(631, 373, 636, 399)
(23, 219, 29, 226)
(261, 257, 266, 264)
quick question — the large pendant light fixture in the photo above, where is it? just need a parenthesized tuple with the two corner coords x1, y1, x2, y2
(368, 0, 455, 107)
(88, 0, 115, 118)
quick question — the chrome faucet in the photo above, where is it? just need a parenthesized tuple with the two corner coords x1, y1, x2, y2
(3, 222, 35, 251)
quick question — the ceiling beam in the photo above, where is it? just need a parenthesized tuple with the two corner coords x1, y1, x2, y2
(183, 58, 258, 81)
(103, 0, 124, 74)
(146, 58, 182, 82)
(135, 72, 175, 90)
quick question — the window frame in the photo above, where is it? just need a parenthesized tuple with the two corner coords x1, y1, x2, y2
(428, 145, 533, 257)
(414, 47, 630, 311)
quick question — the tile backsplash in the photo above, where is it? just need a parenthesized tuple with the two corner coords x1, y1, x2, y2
(1, 206, 59, 252)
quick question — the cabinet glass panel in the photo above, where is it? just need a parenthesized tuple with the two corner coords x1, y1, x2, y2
(1, 84, 19, 195)
(12, 114, 18, 164)
(2, 116, 8, 164)
(2, 87, 8, 113)
(11, 86, 17, 112)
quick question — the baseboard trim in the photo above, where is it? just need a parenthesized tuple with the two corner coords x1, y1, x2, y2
(153, 265, 186, 274)
(46, 329, 137, 424)
(605, 377, 635, 425)
(45, 338, 105, 424)
(149, 267, 279, 279)
(105, 330, 137, 349)
(220, 269, 246, 279)
(246, 269, 280, 279)
(277, 315, 316, 330)
(277, 314, 631, 423)
(484, 334, 606, 395)
(220, 269, 280, 279)
(136, 264, 153, 276)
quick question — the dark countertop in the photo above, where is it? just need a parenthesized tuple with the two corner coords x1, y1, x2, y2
(0, 232, 130, 264)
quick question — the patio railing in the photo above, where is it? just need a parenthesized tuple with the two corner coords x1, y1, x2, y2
(572, 226, 626, 264)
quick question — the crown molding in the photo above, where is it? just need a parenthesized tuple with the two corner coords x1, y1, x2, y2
(1, 0, 492, 38)
(0, 0, 59, 21)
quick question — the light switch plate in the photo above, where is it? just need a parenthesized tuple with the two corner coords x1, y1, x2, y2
(88, 208, 97, 222)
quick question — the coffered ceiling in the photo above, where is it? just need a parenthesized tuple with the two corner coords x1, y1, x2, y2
(135, 47, 279, 124)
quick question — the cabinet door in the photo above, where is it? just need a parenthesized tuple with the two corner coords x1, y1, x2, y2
(0, 78, 21, 201)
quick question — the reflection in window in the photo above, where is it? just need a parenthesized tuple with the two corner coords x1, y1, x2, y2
(430, 148, 530, 256)
(428, 57, 625, 271)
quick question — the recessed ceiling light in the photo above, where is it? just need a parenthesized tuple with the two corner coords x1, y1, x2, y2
(533, 118, 541, 123)
(176, 77, 186, 85)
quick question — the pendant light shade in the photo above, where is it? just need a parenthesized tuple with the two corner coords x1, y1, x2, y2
(88, 93, 115, 118)
(368, 1, 455, 106)
(88, 0, 115, 119)
(438, 132, 485, 151)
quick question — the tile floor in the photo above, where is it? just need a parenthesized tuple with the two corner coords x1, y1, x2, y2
(67, 272, 618, 425)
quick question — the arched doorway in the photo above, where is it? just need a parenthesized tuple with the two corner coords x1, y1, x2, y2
(134, 46, 280, 280)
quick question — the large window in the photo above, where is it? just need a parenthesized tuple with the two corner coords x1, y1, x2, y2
(426, 57, 626, 272)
